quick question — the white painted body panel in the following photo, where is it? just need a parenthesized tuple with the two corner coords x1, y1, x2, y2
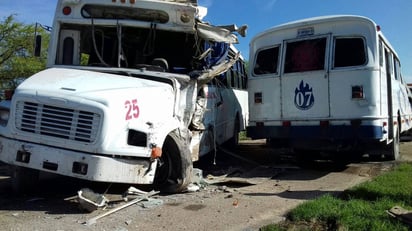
(247, 15, 412, 151)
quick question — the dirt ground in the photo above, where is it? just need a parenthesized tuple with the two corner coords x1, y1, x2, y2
(0, 138, 411, 231)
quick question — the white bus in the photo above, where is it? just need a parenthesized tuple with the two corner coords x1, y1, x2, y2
(0, 0, 248, 193)
(247, 15, 412, 160)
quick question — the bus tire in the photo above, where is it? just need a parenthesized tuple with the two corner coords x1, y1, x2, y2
(11, 166, 39, 194)
(387, 125, 400, 161)
(154, 131, 192, 193)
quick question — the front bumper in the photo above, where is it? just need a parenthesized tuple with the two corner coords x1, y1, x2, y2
(0, 136, 156, 184)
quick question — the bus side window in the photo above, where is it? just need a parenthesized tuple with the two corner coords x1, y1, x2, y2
(221, 72, 229, 87)
(241, 62, 248, 89)
(232, 62, 240, 88)
(379, 41, 384, 67)
(334, 37, 367, 68)
(384, 48, 394, 79)
(394, 58, 401, 81)
(230, 69, 237, 88)
(253, 46, 279, 75)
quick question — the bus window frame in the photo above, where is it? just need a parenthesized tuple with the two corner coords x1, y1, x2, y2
(283, 36, 328, 74)
(332, 36, 368, 69)
(252, 45, 280, 77)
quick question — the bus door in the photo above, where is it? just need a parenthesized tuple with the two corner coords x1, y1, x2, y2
(280, 35, 331, 119)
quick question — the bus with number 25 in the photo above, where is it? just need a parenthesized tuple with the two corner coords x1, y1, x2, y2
(0, 0, 248, 193)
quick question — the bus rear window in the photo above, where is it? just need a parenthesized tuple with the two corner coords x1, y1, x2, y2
(253, 46, 279, 75)
(284, 38, 326, 73)
(334, 37, 366, 68)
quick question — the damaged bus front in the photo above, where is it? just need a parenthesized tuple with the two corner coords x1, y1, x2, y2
(0, 0, 248, 193)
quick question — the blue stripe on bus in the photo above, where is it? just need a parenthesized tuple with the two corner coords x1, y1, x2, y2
(246, 125, 383, 141)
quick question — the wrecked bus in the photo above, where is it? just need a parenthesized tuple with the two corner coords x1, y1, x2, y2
(0, 0, 248, 193)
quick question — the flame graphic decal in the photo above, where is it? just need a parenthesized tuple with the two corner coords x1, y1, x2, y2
(294, 80, 315, 110)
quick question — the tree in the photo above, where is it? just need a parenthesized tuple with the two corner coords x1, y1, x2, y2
(0, 14, 49, 81)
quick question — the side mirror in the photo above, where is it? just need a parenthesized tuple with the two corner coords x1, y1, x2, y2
(34, 35, 42, 57)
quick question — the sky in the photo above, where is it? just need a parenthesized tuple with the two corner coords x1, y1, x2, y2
(1, 0, 411, 81)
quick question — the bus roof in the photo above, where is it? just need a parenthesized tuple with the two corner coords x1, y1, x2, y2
(251, 14, 398, 59)
(255, 15, 375, 36)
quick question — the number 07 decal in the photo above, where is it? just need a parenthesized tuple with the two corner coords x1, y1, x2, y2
(125, 99, 140, 120)
(294, 80, 314, 110)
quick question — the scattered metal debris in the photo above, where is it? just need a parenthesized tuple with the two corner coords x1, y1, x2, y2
(84, 189, 159, 226)
(77, 188, 108, 212)
(186, 168, 208, 192)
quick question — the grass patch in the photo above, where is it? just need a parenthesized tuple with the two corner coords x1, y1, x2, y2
(239, 131, 250, 140)
(262, 163, 412, 231)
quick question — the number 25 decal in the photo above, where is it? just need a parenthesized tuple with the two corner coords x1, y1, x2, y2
(125, 99, 140, 120)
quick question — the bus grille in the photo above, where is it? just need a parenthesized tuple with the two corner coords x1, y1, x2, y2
(15, 101, 101, 143)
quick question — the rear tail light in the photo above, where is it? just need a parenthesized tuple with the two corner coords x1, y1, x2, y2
(352, 85, 364, 99)
(282, 121, 291, 127)
(62, 6, 72, 15)
(320, 120, 329, 127)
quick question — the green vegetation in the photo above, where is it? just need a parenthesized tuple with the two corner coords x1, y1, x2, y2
(0, 14, 49, 82)
(239, 131, 249, 140)
(261, 163, 412, 231)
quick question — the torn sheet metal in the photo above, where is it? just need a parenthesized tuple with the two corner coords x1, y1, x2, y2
(77, 188, 109, 212)
(196, 22, 239, 44)
(192, 52, 240, 85)
(84, 189, 159, 226)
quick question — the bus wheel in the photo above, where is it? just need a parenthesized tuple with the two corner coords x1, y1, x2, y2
(387, 125, 400, 161)
(11, 166, 39, 194)
(154, 132, 192, 193)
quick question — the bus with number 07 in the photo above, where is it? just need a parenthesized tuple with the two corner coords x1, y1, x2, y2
(247, 15, 412, 160)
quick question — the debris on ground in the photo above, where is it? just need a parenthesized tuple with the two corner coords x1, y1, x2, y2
(387, 206, 412, 226)
(84, 189, 159, 226)
(140, 198, 164, 209)
(77, 188, 109, 212)
(186, 168, 209, 192)
(204, 166, 283, 186)
(124, 186, 164, 208)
